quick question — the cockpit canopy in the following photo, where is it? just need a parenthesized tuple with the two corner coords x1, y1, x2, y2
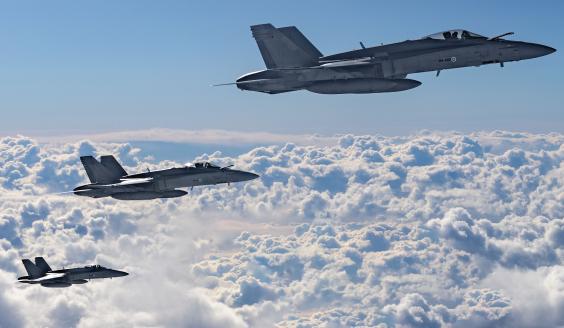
(423, 29, 487, 41)
(188, 162, 221, 169)
(86, 264, 102, 269)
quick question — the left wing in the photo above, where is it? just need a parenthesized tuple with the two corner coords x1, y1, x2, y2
(318, 58, 374, 68)
(33, 273, 66, 282)
(83, 178, 153, 189)
(20, 272, 66, 284)
(112, 178, 153, 187)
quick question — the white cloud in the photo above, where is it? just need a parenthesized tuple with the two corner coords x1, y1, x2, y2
(0, 131, 562, 327)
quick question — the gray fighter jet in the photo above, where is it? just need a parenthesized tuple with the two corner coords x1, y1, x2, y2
(226, 24, 555, 94)
(18, 257, 128, 288)
(73, 155, 259, 200)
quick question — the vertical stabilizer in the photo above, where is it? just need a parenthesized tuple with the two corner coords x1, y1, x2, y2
(35, 257, 52, 273)
(22, 259, 42, 278)
(101, 155, 128, 177)
(80, 156, 123, 184)
(251, 24, 322, 69)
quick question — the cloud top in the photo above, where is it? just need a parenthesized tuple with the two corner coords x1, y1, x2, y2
(0, 131, 562, 327)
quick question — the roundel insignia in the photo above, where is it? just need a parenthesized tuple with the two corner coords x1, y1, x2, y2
(451, 57, 457, 62)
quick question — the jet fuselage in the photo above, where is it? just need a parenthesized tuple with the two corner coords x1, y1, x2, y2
(74, 158, 259, 200)
(18, 258, 128, 288)
(235, 25, 555, 94)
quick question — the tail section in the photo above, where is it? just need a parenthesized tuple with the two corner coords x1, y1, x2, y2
(80, 156, 126, 184)
(100, 155, 128, 177)
(251, 24, 322, 69)
(35, 257, 52, 273)
(22, 259, 43, 278)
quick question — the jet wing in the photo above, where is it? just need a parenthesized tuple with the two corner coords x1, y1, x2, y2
(74, 178, 153, 192)
(85, 178, 153, 189)
(35, 273, 66, 281)
(114, 178, 153, 186)
(320, 44, 392, 61)
(22, 272, 66, 283)
(318, 57, 375, 68)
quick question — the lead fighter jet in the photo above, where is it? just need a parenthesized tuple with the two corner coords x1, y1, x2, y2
(73, 155, 259, 200)
(226, 24, 555, 94)
(18, 257, 128, 288)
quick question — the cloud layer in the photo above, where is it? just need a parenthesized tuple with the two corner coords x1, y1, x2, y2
(0, 131, 563, 327)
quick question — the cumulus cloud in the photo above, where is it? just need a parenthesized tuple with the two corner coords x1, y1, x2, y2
(0, 131, 562, 327)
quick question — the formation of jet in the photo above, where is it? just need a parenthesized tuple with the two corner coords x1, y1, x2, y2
(73, 155, 259, 200)
(16, 24, 556, 290)
(226, 23, 556, 94)
(18, 157, 259, 286)
(18, 257, 128, 288)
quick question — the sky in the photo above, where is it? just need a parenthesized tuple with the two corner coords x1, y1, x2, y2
(0, 0, 562, 136)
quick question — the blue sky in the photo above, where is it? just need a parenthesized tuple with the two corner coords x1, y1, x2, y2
(0, 1, 562, 136)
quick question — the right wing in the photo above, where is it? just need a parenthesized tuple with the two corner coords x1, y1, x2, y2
(82, 178, 154, 189)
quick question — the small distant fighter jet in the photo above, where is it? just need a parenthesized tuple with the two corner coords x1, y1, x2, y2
(18, 257, 128, 288)
(73, 155, 259, 200)
(224, 24, 555, 94)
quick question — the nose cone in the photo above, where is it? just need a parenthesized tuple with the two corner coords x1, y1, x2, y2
(536, 44, 556, 56)
(230, 171, 260, 183)
(111, 270, 129, 277)
(520, 43, 556, 59)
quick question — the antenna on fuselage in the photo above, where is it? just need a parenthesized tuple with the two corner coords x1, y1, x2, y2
(359, 41, 366, 49)
(489, 32, 514, 41)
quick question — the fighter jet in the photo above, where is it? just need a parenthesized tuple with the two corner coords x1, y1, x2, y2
(225, 24, 555, 94)
(73, 155, 259, 200)
(18, 257, 128, 288)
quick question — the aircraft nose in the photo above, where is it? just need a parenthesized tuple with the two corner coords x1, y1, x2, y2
(521, 43, 556, 59)
(242, 172, 260, 181)
(112, 270, 129, 277)
(232, 171, 260, 182)
(537, 44, 556, 56)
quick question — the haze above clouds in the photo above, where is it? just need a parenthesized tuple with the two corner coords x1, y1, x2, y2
(0, 131, 562, 327)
